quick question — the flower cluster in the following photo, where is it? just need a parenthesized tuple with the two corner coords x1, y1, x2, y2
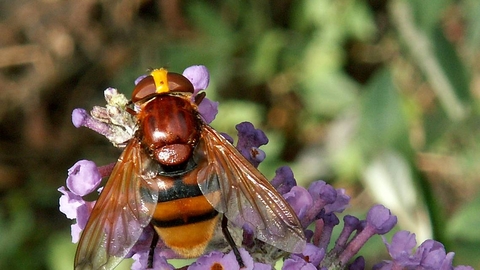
(374, 231, 473, 270)
(59, 65, 473, 270)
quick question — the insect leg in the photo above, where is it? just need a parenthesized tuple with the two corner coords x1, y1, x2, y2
(148, 229, 159, 268)
(221, 215, 245, 268)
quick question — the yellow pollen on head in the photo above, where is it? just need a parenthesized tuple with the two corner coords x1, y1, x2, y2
(151, 68, 169, 93)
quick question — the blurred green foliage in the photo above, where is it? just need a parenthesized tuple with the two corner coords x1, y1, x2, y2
(0, 0, 479, 268)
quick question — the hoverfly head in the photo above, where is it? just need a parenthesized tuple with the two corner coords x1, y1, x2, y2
(131, 68, 195, 104)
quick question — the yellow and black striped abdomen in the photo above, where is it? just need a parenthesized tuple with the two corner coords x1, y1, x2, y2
(151, 174, 220, 258)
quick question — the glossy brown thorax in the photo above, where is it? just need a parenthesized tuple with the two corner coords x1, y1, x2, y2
(137, 95, 200, 166)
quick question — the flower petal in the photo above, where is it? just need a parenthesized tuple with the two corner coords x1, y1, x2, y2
(66, 160, 102, 196)
(183, 65, 210, 93)
(198, 98, 218, 124)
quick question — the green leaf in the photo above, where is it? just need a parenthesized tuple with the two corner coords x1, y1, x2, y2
(407, 0, 452, 33)
(359, 69, 408, 153)
(432, 26, 471, 103)
(464, 0, 480, 51)
(300, 71, 358, 117)
(249, 30, 287, 82)
(447, 193, 480, 241)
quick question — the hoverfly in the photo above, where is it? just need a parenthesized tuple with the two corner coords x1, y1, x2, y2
(74, 68, 306, 269)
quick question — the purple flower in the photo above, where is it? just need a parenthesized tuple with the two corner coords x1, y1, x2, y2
(182, 65, 218, 124)
(373, 231, 474, 270)
(283, 185, 313, 223)
(283, 255, 317, 270)
(59, 160, 102, 242)
(314, 213, 340, 250)
(182, 65, 210, 95)
(330, 215, 361, 256)
(253, 262, 273, 270)
(305, 182, 336, 221)
(58, 186, 94, 242)
(58, 186, 84, 219)
(71, 203, 94, 243)
(58, 186, 85, 242)
(131, 251, 175, 270)
(324, 188, 350, 214)
(72, 108, 110, 136)
(384, 230, 417, 264)
(188, 248, 266, 270)
(187, 251, 234, 270)
(197, 98, 219, 124)
(293, 181, 340, 227)
(270, 166, 297, 195)
(337, 205, 397, 266)
(308, 181, 337, 206)
(366, 205, 398, 235)
(415, 240, 453, 269)
(66, 160, 102, 196)
(235, 122, 269, 167)
(292, 243, 325, 266)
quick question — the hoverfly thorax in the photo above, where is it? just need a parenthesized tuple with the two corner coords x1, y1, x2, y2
(132, 69, 201, 167)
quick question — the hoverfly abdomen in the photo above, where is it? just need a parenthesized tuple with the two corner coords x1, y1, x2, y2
(139, 95, 201, 166)
(157, 175, 205, 201)
(152, 175, 219, 228)
(152, 164, 222, 258)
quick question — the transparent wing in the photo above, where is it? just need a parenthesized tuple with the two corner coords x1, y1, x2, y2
(75, 138, 159, 270)
(197, 125, 305, 253)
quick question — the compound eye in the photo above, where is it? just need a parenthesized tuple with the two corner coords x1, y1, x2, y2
(131, 75, 156, 103)
(167, 72, 194, 93)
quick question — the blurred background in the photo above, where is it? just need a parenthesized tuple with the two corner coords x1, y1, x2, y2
(0, 0, 479, 269)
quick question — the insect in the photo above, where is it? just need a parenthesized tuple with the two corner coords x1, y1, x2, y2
(74, 68, 306, 269)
